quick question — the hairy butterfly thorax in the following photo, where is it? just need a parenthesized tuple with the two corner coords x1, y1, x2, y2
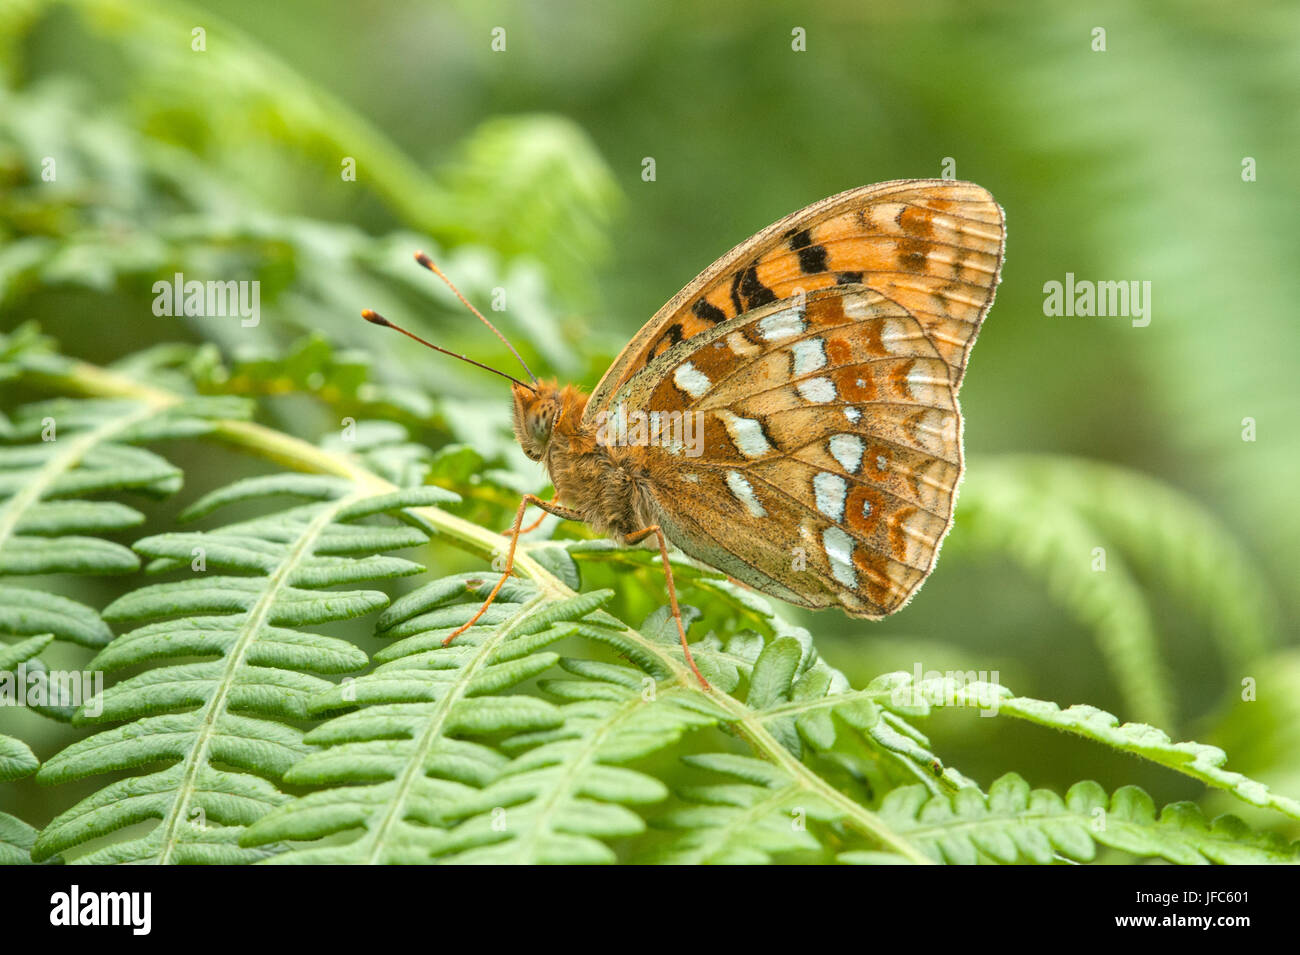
(364, 181, 1007, 689)
(512, 380, 659, 542)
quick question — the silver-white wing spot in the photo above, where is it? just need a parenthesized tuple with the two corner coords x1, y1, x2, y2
(716, 409, 774, 458)
(829, 434, 864, 474)
(757, 304, 807, 341)
(725, 470, 767, 517)
(813, 471, 846, 521)
(673, 362, 712, 399)
(796, 377, 836, 404)
(822, 526, 857, 588)
(727, 331, 761, 357)
(791, 337, 827, 376)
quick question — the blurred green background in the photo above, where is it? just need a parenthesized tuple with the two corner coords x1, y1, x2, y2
(1, 0, 1297, 844)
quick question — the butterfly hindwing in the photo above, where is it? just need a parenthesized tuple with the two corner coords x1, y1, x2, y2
(583, 179, 1005, 430)
(610, 285, 963, 617)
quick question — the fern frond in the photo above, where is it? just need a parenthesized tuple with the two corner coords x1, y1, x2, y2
(246, 590, 923, 865)
(955, 456, 1281, 728)
(638, 632, 972, 864)
(578, 575, 968, 796)
(425, 657, 717, 864)
(0, 360, 254, 726)
(873, 672, 1300, 821)
(846, 773, 1300, 865)
(0, 393, 252, 576)
(437, 115, 623, 311)
(240, 580, 614, 863)
(643, 753, 842, 864)
(31, 473, 457, 863)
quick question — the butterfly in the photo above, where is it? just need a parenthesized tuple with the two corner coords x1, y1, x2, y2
(363, 179, 1005, 688)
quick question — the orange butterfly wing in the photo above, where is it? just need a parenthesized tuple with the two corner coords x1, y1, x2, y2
(588, 181, 1005, 617)
(582, 178, 1005, 433)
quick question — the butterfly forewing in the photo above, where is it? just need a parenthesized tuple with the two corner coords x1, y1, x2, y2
(583, 179, 1005, 429)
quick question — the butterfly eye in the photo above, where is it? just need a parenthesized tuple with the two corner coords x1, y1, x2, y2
(528, 410, 552, 442)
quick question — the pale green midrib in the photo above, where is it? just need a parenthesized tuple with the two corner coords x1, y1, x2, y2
(674, 781, 805, 864)
(0, 399, 170, 555)
(153, 489, 369, 864)
(500, 688, 668, 863)
(752, 687, 893, 721)
(727, 697, 927, 860)
(361, 593, 549, 865)
(31, 357, 932, 864)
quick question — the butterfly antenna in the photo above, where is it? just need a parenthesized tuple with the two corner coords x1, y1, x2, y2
(360, 309, 537, 393)
(413, 251, 540, 386)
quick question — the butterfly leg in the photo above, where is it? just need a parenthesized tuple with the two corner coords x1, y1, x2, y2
(445, 494, 582, 646)
(504, 493, 559, 536)
(625, 524, 710, 690)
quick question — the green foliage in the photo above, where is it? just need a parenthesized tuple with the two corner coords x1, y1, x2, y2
(431, 116, 622, 307)
(0, 634, 51, 778)
(851, 773, 1299, 865)
(242, 582, 614, 863)
(30, 449, 459, 863)
(1207, 649, 1300, 821)
(0, 389, 248, 580)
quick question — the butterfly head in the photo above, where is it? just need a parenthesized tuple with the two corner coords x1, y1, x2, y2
(512, 380, 563, 461)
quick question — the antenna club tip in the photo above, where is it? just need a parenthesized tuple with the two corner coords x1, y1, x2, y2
(413, 250, 433, 268)
(360, 309, 389, 326)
